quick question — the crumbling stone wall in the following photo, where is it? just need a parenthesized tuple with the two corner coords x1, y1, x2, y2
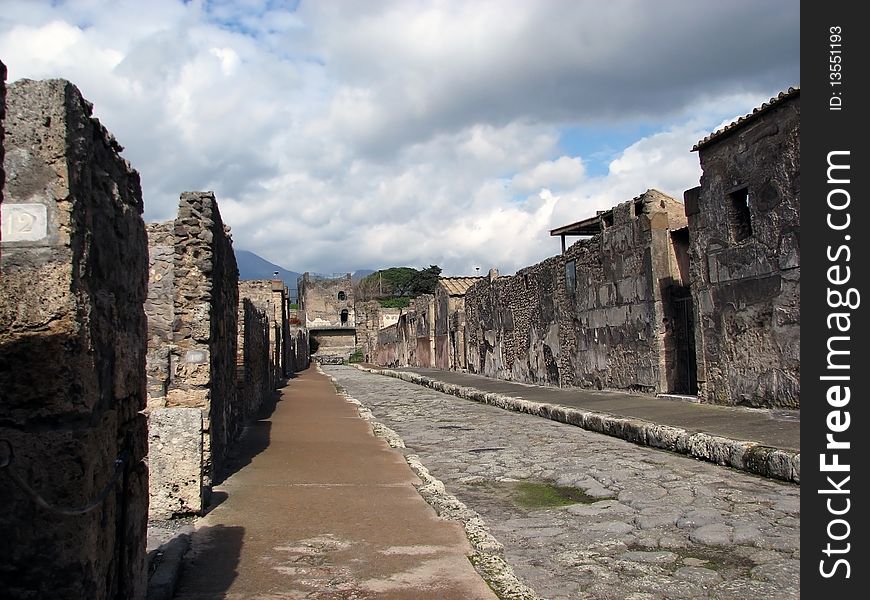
(464, 191, 688, 393)
(299, 272, 355, 360)
(0, 78, 148, 599)
(285, 326, 310, 373)
(354, 299, 382, 363)
(299, 272, 355, 328)
(687, 90, 800, 408)
(147, 192, 239, 517)
(145, 222, 174, 405)
(413, 294, 436, 367)
(368, 295, 435, 368)
(376, 323, 400, 366)
(0, 60, 6, 209)
(239, 296, 271, 418)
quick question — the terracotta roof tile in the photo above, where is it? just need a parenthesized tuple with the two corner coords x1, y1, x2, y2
(693, 86, 799, 151)
(438, 276, 484, 296)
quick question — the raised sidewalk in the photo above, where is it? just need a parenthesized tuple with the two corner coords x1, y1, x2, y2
(168, 367, 498, 599)
(357, 366, 800, 483)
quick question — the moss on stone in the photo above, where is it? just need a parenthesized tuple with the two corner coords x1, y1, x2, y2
(511, 482, 596, 508)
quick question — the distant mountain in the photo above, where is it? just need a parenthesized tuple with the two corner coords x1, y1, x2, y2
(352, 269, 376, 282)
(235, 250, 301, 294)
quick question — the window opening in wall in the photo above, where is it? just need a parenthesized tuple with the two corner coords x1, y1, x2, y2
(338, 290, 346, 301)
(340, 309, 349, 324)
(565, 260, 576, 296)
(728, 186, 752, 242)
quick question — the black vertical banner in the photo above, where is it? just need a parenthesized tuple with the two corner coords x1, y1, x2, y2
(802, 2, 869, 597)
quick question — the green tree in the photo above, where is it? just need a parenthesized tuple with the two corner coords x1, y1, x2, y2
(410, 265, 442, 295)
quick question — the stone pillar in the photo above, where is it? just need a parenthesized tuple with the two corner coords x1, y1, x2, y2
(149, 191, 238, 517)
(0, 79, 148, 599)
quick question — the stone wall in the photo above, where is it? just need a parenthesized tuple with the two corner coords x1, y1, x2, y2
(0, 60, 5, 209)
(299, 272, 355, 328)
(687, 90, 800, 408)
(370, 295, 435, 368)
(354, 300, 381, 363)
(239, 297, 271, 418)
(435, 277, 484, 371)
(464, 191, 688, 393)
(299, 272, 356, 360)
(285, 326, 310, 373)
(0, 78, 148, 599)
(146, 191, 239, 517)
(413, 294, 436, 368)
(376, 323, 400, 366)
(145, 222, 174, 406)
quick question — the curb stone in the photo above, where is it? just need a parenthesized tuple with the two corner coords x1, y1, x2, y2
(146, 533, 190, 600)
(356, 366, 800, 484)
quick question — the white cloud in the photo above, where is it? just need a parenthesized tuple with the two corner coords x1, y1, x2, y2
(0, 0, 799, 276)
(512, 157, 586, 194)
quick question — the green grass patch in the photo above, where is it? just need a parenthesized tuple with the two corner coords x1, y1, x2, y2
(511, 482, 597, 508)
(348, 348, 364, 363)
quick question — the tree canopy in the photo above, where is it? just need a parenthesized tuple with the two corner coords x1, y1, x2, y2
(355, 265, 442, 302)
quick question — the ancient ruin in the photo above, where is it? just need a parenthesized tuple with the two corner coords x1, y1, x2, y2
(0, 60, 800, 598)
(687, 87, 800, 408)
(145, 194, 310, 518)
(0, 72, 312, 594)
(434, 276, 482, 370)
(365, 89, 800, 410)
(0, 77, 149, 599)
(298, 272, 356, 362)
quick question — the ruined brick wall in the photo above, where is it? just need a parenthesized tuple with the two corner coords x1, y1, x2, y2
(565, 191, 687, 392)
(149, 192, 238, 517)
(413, 294, 435, 367)
(0, 79, 148, 599)
(465, 192, 687, 393)
(299, 272, 355, 328)
(239, 297, 271, 418)
(366, 296, 434, 368)
(434, 287, 451, 369)
(466, 264, 562, 385)
(299, 273, 355, 360)
(237, 280, 275, 420)
(0, 60, 5, 209)
(145, 222, 174, 406)
(688, 92, 800, 408)
(270, 280, 287, 377)
(355, 299, 383, 363)
(286, 326, 310, 373)
(376, 323, 400, 366)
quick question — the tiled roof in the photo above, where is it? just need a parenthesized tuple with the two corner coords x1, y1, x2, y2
(438, 276, 484, 296)
(693, 86, 799, 151)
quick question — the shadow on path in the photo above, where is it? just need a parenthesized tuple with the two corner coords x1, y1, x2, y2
(173, 524, 245, 599)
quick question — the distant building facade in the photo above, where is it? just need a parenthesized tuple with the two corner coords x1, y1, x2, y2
(298, 272, 356, 361)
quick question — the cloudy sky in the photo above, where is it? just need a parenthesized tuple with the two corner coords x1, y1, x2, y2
(0, 0, 799, 276)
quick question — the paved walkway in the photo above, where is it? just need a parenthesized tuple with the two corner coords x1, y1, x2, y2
(362, 366, 799, 482)
(391, 368, 799, 451)
(325, 365, 800, 600)
(171, 367, 497, 600)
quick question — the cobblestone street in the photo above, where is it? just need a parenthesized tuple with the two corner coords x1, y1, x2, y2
(324, 365, 800, 600)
